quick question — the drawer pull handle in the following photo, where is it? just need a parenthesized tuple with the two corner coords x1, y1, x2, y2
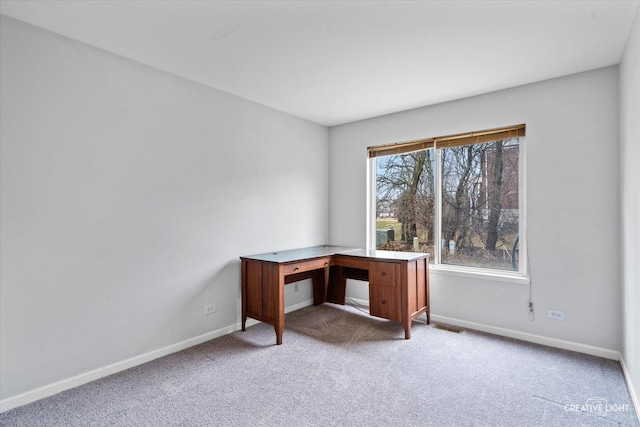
(324, 262, 328, 266)
(381, 272, 386, 277)
(381, 300, 387, 305)
(294, 267, 299, 271)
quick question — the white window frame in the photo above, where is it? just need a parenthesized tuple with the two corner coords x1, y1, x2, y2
(367, 137, 529, 285)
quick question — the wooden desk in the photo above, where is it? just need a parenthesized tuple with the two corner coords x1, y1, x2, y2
(240, 246, 430, 345)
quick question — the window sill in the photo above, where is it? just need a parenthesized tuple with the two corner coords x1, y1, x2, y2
(430, 264, 530, 285)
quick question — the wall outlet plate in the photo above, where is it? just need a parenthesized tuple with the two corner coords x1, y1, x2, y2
(204, 304, 217, 315)
(548, 309, 565, 321)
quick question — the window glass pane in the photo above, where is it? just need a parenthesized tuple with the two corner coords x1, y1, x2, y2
(375, 150, 435, 260)
(440, 138, 519, 270)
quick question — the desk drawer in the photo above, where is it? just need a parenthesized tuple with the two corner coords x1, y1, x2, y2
(282, 257, 331, 276)
(370, 261, 398, 287)
(333, 255, 370, 270)
(369, 284, 400, 322)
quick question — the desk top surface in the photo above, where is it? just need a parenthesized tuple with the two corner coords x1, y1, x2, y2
(336, 248, 430, 262)
(241, 245, 429, 263)
(240, 245, 356, 263)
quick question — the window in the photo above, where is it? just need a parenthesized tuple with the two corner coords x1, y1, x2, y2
(369, 125, 526, 276)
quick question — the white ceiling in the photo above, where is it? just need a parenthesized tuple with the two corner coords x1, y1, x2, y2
(1, 0, 638, 126)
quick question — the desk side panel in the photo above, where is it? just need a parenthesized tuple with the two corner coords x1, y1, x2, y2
(262, 263, 280, 321)
(406, 260, 417, 314)
(245, 261, 264, 317)
(416, 258, 427, 312)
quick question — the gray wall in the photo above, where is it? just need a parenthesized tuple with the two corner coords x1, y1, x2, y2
(329, 66, 621, 353)
(620, 4, 640, 412)
(2, 8, 638, 412)
(0, 16, 328, 401)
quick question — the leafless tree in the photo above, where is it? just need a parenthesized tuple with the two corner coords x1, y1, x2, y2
(376, 138, 519, 267)
(376, 151, 434, 244)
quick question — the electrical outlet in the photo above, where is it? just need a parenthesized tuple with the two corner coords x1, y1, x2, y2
(204, 304, 217, 315)
(294, 284, 299, 292)
(547, 309, 565, 321)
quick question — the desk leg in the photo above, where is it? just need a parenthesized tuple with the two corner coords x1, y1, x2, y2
(275, 268, 285, 345)
(403, 322, 411, 340)
(311, 266, 331, 305)
(241, 259, 247, 331)
(401, 303, 411, 339)
(327, 266, 346, 304)
(401, 267, 411, 340)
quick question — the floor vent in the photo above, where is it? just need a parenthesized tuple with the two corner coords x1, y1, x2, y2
(433, 323, 464, 333)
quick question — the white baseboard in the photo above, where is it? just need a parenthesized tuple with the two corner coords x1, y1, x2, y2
(343, 302, 620, 360)
(430, 314, 620, 360)
(242, 299, 314, 329)
(285, 299, 314, 314)
(0, 323, 238, 413)
(0, 299, 317, 414)
(434, 314, 638, 420)
(620, 355, 640, 425)
(0, 300, 625, 414)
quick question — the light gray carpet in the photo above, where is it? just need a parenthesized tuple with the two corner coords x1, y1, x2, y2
(1, 303, 638, 427)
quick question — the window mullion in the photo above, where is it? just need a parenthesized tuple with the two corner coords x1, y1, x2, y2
(434, 148, 442, 265)
(367, 157, 376, 250)
(519, 138, 527, 275)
